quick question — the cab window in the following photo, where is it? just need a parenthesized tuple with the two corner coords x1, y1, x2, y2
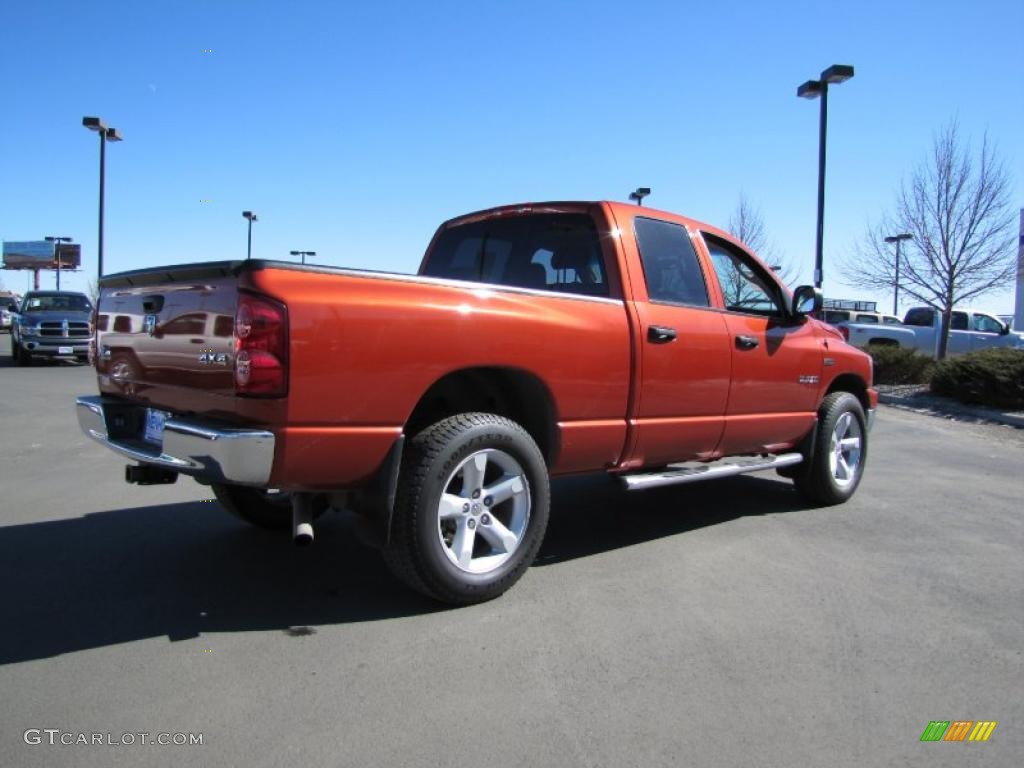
(703, 235, 783, 316)
(423, 213, 609, 297)
(633, 218, 709, 307)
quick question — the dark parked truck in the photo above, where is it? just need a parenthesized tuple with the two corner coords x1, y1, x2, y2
(10, 291, 93, 364)
(78, 201, 877, 604)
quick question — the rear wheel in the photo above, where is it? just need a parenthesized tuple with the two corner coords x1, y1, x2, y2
(211, 484, 328, 530)
(792, 392, 867, 505)
(384, 413, 549, 605)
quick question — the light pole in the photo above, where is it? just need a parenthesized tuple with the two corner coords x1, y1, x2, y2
(44, 236, 73, 290)
(242, 211, 258, 259)
(82, 117, 122, 280)
(629, 187, 650, 206)
(797, 64, 855, 289)
(290, 250, 316, 265)
(884, 233, 913, 315)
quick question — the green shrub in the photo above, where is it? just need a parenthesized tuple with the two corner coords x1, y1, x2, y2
(866, 343, 934, 385)
(930, 348, 1024, 409)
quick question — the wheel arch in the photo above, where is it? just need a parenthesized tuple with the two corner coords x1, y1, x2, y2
(824, 373, 870, 414)
(403, 366, 559, 467)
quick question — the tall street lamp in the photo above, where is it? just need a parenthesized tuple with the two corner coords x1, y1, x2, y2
(242, 211, 258, 259)
(797, 64, 855, 289)
(629, 187, 650, 206)
(82, 117, 122, 280)
(884, 233, 913, 315)
(44, 236, 73, 290)
(290, 250, 316, 265)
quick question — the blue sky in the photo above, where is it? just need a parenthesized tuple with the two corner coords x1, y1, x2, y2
(2, 0, 1022, 313)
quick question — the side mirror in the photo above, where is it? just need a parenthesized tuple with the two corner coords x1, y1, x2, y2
(1000, 323, 1010, 336)
(5, 304, 15, 312)
(791, 285, 822, 317)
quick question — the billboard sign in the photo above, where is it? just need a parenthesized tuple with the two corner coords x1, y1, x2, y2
(2, 241, 81, 270)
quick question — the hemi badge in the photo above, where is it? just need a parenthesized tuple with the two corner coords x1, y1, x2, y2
(798, 375, 820, 385)
(824, 357, 836, 367)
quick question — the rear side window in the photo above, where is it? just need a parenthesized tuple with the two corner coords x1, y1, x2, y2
(633, 218, 709, 307)
(423, 213, 609, 297)
(903, 308, 934, 326)
(855, 314, 879, 323)
(824, 310, 851, 324)
(951, 312, 968, 330)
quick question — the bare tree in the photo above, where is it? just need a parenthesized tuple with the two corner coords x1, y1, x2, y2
(86, 279, 100, 305)
(728, 194, 797, 286)
(842, 122, 1016, 358)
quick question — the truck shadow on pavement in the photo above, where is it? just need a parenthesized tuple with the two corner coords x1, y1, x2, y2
(0, 474, 808, 664)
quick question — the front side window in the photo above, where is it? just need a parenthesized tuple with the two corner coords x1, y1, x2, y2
(633, 218, 709, 307)
(704, 236, 782, 316)
(423, 213, 609, 297)
(855, 314, 879, 324)
(973, 314, 1004, 333)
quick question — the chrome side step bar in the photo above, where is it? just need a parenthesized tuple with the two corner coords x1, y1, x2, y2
(620, 453, 803, 491)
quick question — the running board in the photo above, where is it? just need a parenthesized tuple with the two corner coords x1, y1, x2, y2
(620, 453, 803, 491)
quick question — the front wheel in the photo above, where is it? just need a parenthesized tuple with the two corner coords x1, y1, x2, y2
(12, 339, 30, 366)
(212, 484, 328, 530)
(384, 413, 550, 605)
(792, 392, 868, 505)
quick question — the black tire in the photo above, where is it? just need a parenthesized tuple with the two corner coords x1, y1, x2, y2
(211, 484, 329, 531)
(792, 392, 868, 505)
(383, 413, 550, 605)
(12, 339, 30, 366)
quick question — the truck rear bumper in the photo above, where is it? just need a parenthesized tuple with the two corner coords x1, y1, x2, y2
(76, 395, 275, 486)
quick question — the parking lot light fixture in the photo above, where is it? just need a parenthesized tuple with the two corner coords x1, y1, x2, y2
(884, 233, 914, 315)
(82, 117, 122, 280)
(629, 187, 651, 206)
(796, 64, 855, 289)
(290, 250, 316, 265)
(243, 211, 258, 259)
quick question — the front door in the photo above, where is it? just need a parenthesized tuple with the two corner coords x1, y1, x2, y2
(699, 233, 821, 456)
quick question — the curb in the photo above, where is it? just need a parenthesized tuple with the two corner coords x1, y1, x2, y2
(877, 391, 1024, 429)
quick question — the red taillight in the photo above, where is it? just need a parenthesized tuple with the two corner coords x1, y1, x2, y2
(235, 293, 287, 396)
(840, 325, 850, 341)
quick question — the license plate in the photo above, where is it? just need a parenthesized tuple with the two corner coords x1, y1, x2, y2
(58, 346, 73, 355)
(144, 409, 171, 445)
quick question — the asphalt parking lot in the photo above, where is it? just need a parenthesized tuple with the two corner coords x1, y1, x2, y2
(1, 355, 1021, 767)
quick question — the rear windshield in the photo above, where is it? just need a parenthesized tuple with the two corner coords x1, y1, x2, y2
(23, 294, 92, 312)
(423, 213, 609, 297)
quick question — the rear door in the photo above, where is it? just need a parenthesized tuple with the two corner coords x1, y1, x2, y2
(623, 215, 731, 466)
(698, 232, 821, 455)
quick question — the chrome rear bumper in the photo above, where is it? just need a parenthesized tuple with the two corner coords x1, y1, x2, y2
(76, 395, 275, 486)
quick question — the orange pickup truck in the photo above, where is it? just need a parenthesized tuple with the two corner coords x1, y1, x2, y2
(78, 201, 876, 603)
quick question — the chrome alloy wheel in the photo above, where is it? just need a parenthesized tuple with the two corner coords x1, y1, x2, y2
(829, 411, 863, 488)
(436, 448, 531, 574)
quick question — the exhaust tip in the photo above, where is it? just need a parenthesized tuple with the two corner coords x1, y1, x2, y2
(293, 522, 314, 546)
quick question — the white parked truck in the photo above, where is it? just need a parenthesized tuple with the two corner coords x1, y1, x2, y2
(835, 307, 1024, 355)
